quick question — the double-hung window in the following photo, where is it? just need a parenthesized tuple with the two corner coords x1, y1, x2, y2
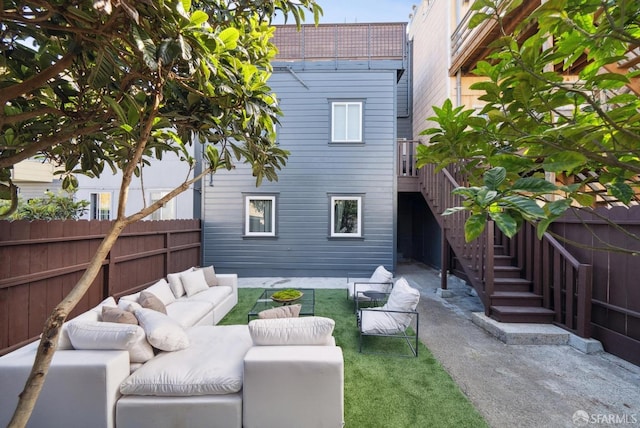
(245, 195, 276, 237)
(90, 192, 111, 220)
(330, 196, 362, 237)
(150, 191, 176, 220)
(331, 101, 362, 142)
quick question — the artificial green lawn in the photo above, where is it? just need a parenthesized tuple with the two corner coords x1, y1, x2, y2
(220, 288, 488, 428)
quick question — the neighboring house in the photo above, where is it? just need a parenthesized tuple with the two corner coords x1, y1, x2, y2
(10, 159, 63, 200)
(74, 149, 196, 221)
(409, 0, 640, 366)
(201, 23, 426, 277)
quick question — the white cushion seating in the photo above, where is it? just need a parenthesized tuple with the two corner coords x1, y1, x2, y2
(134, 308, 190, 352)
(145, 279, 176, 306)
(167, 267, 195, 298)
(347, 265, 393, 300)
(165, 300, 214, 327)
(58, 296, 117, 350)
(360, 277, 420, 334)
(120, 325, 252, 396)
(66, 321, 154, 364)
(181, 269, 210, 297)
(248, 317, 335, 346)
(183, 285, 232, 306)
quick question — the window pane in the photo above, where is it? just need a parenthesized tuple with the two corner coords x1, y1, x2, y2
(333, 199, 359, 234)
(150, 192, 176, 220)
(346, 104, 361, 141)
(333, 104, 346, 141)
(91, 193, 110, 220)
(249, 199, 272, 233)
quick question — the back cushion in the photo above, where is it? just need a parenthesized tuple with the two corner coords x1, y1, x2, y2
(370, 265, 393, 283)
(384, 277, 420, 328)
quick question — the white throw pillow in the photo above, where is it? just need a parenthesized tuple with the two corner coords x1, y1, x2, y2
(66, 320, 154, 363)
(196, 265, 219, 286)
(167, 267, 195, 298)
(181, 269, 209, 297)
(248, 316, 335, 346)
(370, 265, 393, 284)
(134, 308, 190, 351)
(57, 296, 117, 350)
(118, 299, 142, 313)
(383, 277, 420, 328)
(146, 278, 176, 306)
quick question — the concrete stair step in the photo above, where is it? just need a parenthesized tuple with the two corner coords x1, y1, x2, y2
(490, 306, 555, 323)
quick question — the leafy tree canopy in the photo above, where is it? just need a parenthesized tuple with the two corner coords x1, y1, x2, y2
(1, 0, 322, 218)
(0, 191, 89, 220)
(417, 0, 640, 242)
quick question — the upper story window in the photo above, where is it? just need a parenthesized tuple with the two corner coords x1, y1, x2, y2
(330, 196, 362, 237)
(245, 195, 276, 237)
(90, 192, 111, 220)
(331, 101, 362, 143)
(150, 191, 176, 220)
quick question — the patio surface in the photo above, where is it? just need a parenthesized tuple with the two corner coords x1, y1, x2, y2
(238, 261, 640, 428)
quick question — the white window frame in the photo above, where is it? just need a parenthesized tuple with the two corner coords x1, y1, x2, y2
(150, 191, 176, 220)
(331, 101, 363, 142)
(90, 192, 111, 220)
(330, 196, 362, 237)
(245, 195, 276, 237)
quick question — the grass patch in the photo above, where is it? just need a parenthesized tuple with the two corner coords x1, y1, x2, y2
(220, 288, 488, 428)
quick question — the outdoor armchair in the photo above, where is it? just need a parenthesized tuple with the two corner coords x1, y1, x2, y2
(357, 277, 420, 357)
(347, 265, 394, 312)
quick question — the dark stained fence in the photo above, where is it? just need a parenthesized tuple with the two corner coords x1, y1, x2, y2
(0, 219, 201, 356)
(550, 207, 640, 366)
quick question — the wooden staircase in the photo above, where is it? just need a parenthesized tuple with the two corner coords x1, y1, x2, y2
(488, 244, 554, 323)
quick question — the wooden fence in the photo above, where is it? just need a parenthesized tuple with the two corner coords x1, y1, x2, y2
(0, 219, 201, 356)
(549, 207, 640, 366)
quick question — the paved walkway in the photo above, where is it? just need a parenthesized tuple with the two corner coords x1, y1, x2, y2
(239, 262, 640, 427)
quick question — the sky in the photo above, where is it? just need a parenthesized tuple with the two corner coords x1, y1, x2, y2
(278, 0, 417, 24)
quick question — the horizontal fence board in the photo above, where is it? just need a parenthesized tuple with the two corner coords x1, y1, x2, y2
(0, 219, 201, 355)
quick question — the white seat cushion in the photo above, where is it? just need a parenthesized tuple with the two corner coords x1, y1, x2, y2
(134, 308, 190, 352)
(182, 285, 232, 306)
(120, 325, 252, 396)
(165, 300, 214, 328)
(360, 277, 420, 334)
(248, 316, 335, 346)
(66, 321, 154, 363)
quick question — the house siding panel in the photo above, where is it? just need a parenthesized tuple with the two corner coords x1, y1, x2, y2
(202, 70, 397, 277)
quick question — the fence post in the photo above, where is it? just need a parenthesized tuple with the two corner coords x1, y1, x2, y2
(576, 264, 593, 338)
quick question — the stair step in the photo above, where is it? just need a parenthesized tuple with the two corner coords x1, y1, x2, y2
(493, 277, 532, 292)
(494, 245, 506, 256)
(490, 291, 543, 307)
(493, 265, 522, 278)
(493, 255, 514, 267)
(490, 306, 555, 323)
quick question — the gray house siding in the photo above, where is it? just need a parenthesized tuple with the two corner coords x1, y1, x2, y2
(202, 68, 399, 277)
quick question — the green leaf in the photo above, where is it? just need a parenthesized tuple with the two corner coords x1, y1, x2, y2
(608, 182, 634, 205)
(190, 10, 208, 26)
(475, 188, 498, 206)
(489, 211, 518, 238)
(545, 198, 572, 216)
(542, 152, 588, 173)
(511, 177, 557, 193)
(483, 167, 506, 190)
(465, 214, 487, 242)
(501, 195, 546, 218)
(219, 28, 239, 50)
(442, 206, 467, 216)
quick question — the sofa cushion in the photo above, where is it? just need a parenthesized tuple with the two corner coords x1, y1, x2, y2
(120, 325, 252, 396)
(118, 299, 142, 313)
(248, 316, 335, 346)
(383, 277, 420, 328)
(181, 269, 209, 297)
(370, 265, 393, 283)
(196, 265, 218, 286)
(138, 291, 167, 314)
(102, 306, 138, 325)
(145, 278, 176, 306)
(134, 308, 190, 352)
(58, 296, 117, 350)
(165, 300, 214, 328)
(258, 304, 301, 319)
(66, 320, 154, 363)
(182, 285, 232, 306)
(167, 267, 194, 298)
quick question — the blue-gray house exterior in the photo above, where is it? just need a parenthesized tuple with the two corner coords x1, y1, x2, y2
(200, 23, 435, 277)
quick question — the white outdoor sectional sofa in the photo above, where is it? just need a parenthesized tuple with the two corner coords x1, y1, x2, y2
(0, 266, 345, 428)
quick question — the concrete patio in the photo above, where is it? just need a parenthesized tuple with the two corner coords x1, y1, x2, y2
(238, 261, 640, 428)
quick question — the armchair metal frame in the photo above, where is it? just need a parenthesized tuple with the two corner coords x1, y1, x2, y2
(357, 307, 419, 357)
